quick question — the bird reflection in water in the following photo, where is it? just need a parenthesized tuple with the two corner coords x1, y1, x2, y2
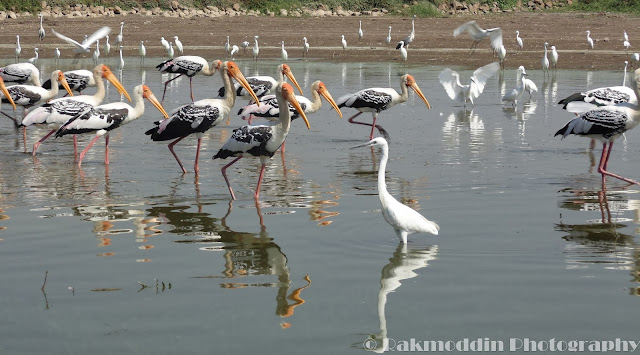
(364, 243, 439, 352)
(174, 200, 312, 325)
(556, 186, 640, 277)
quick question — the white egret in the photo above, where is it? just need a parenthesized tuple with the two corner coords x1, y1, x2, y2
(281, 41, 288, 61)
(174, 36, 183, 55)
(27, 48, 39, 64)
(38, 13, 45, 41)
(542, 42, 550, 76)
(54, 48, 61, 64)
(502, 66, 527, 107)
(160, 37, 170, 53)
(51, 26, 110, 55)
(398, 41, 407, 62)
(386, 26, 392, 46)
(92, 40, 100, 64)
(103, 35, 111, 57)
(225, 35, 231, 54)
(167, 42, 174, 59)
(302, 37, 309, 58)
(516, 30, 523, 51)
(114, 22, 124, 46)
(586, 30, 594, 49)
(453, 20, 503, 53)
(252, 35, 259, 61)
(139, 40, 146, 63)
(358, 20, 364, 41)
(439, 62, 500, 107)
(118, 45, 124, 70)
(241, 39, 250, 53)
(230, 45, 239, 59)
(352, 137, 439, 244)
(396, 15, 416, 49)
(341, 35, 347, 52)
(15, 35, 21, 62)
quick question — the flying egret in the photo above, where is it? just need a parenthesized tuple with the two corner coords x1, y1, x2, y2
(439, 62, 500, 107)
(352, 137, 439, 244)
(52, 26, 110, 55)
(453, 20, 503, 53)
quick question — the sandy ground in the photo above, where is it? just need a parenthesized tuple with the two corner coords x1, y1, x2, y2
(0, 12, 639, 70)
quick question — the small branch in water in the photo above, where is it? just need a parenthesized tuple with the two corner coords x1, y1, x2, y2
(41, 270, 48, 292)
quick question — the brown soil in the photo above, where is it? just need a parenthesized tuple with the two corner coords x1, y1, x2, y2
(0, 12, 638, 70)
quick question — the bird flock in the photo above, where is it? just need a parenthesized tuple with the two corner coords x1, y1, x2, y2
(0, 15, 639, 244)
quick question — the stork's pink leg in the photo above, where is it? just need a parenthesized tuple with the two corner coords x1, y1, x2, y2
(161, 74, 184, 103)
(32, 129, 56, 156)
(104, 134, 110, 165)
(189, 77, 195, 102)
(597, 142, 640, 185)
(255, 163, 267, 200)
(73, 135, 78, 159)
(369, 113, 378, 140)
(168, 136, 188, 174)
(347, 112, 389, 140)
(78, 135, 101, 167)
(194, 137, 201, 174)
(221, 156, 242, 200)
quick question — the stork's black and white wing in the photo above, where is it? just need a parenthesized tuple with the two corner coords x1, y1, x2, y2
(146, 101, 221, 141)
(555, 107, 629, 140)
(56, 106, 129, 136)
(156, 56, 205, 77)
(218, 76, 277, 99)
(0, 63, 39, 84)
(337, 89, 394, 112)
(558, 86, 637, 113)
(213, 125, 276, 159)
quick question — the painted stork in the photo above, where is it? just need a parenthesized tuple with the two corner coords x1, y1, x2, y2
(237, 80, 342, 152)
(38, 14, 45, 41)
(0, 63, 41, 86)
(22, 64, 131, 156)
(52, 26, 110, 55)
(396, 15, 416, 49)
(213, 81, 310, 200)
(352, 137, 439, 243)
(156, 55, 219, 103)
(146, 61, 259, 174)
(55, 84, 169, 167)
(217, 63, 303, 101)
(439, 62, 500, 107)
(558, 84, 637, 114)
(42, 69, 95, 95)
(2, 70, 74, 115)
(336, 74, 431, 140)
(555, 68, 640, 185)
(453, 20, 502, 53)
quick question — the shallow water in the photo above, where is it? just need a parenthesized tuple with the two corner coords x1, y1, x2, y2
(1, 57, 640, 354)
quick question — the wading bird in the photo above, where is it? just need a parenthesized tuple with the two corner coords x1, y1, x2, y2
(52, 26, 110, 55)
(15, 35, 21, 62)
(386, 26, 392, 46)
(160, 37, 170, 53)
(174, 36, 183, 55)
(502, 66, 527, 107)
(217, 63, 303, 102)
(54, 48, 60, 64)
(352, 137, 439, 243)
(237, 80, 342, 152)
(302, 37, 309, 58)
(555, 68, 640, 185)
(146, 61, 259, 174)
(156, 55, 219, 103)
(336, 74, 431, 140)
(358, 20, 364, 41)
(439, 62, 500, 108)
(341, 35, 347, 52)
(103, 35, 111, 57)
(42, 69, 95, 95)
(56, 84, 169, 167)
(0, 63, 41, 86)
(398, 41, 407, 62)
(213, 82, 309, 200)
(516, 30, 523, 51)
(22, 65, 130, 156)
(396, 15, 416, 49)
(542, 42, 550, 76)
(27, 48, 39, 65)
(139, 40, 146, 63)
(550, 45, 558, 70)
(281, 41, 288, 62)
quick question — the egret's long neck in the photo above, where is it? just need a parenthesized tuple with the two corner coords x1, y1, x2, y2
(377, 143, 390, 200)
(411, 17, 415, 35)
(220, 68, 235, 109)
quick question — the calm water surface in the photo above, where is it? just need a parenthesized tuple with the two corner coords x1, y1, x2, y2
(1, 57, 640, 354)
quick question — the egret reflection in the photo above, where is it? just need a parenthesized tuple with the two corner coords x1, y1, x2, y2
(364, 243, 439, 353)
